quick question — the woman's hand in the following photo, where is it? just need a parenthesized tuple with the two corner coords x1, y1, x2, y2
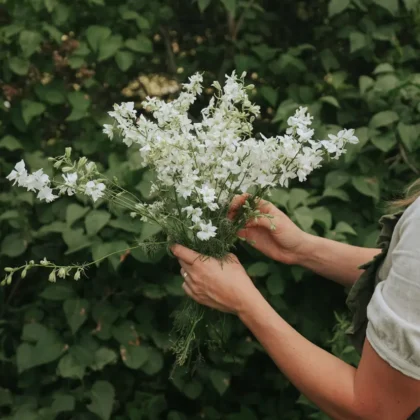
(229, 194, 308, 265)
(171, 244, 259, 315)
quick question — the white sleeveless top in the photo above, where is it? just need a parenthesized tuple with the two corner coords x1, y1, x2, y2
(367, 197, 420, 379)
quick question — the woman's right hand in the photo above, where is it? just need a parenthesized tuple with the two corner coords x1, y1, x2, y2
(228, 194, 309, 265)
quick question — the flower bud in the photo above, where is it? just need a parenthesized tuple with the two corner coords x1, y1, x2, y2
(21, 269, 27, 278)
(65, 147, 72, 158)
(58, 267, 66, 278)
(53, 160, 63, 169)
(74, 270, 81, 281)
(48, 270, 57, 283)
(6, 274, 13, 285)
(29, 260, 35, 265)
(4, 267, 13, 272)
(78, 157, 88, 168)
(62, 166, 74, 173)
(40, 258, 50, 266)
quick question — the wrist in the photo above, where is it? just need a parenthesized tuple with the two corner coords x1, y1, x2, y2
(237, 287, 266, 322)
(292, 232, 320, 267)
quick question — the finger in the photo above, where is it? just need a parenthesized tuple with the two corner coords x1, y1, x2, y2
(180, 266, 196, 289)
(182, 281, 195, 298)
(227, 194, 250, 220)
(171, 244, 200, 265)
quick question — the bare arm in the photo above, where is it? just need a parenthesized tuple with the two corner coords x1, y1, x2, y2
(173, 244, 420, 420)
(296, 233, 381, 287)
(239, 291, 420, 420)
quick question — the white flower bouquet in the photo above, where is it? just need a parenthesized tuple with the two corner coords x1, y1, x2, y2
(4, 71, 358, 365)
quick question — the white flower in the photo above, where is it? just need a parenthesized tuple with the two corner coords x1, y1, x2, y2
(198, 185, 216, 204)
(6, 160, 28, 186)
(103, 124, 114, 140)
(197, 221, 217, 241)
(59, 172, 78, 196)
(25, 169, 50, 192)
(37, 186, 58, 202)
(182, 206, 203, 223)
(84, 180, 106, 202)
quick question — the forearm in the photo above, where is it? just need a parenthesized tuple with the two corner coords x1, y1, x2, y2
(239, 292, 365, 420)
(296, 234, 381, 287)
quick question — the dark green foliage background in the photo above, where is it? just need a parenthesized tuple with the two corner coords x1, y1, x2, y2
(1, 0, 420, 418)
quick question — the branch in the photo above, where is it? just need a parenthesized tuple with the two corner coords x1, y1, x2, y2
(399, 142, 420, 175)
(159, 25, 177, 75)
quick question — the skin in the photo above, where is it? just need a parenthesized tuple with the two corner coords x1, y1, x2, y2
(172, 194, 420, 420)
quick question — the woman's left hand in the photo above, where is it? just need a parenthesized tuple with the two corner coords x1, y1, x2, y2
(171, 244, 259, 315)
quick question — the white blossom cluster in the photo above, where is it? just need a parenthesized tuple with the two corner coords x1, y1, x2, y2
(103, 71, 358, 241)
(6, 153, 106, 203)
(6, 72, 358, 243)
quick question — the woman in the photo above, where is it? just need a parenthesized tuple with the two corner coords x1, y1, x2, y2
(171, 186, 420, 420)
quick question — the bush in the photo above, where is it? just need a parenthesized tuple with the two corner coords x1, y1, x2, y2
(1, 0, 420, 418)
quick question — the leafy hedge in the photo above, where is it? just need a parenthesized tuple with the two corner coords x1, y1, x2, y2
(1, 0, 420, 419)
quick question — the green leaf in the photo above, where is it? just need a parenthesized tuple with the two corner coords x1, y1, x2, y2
(63, 299, 89, 334)
(294, 207, 314, 231)
(198, 0, 211, 12)
(350, 31, 367, 53)
(62, 228, 92, 254)
(260, 86, 278, 106)
(209, 370, 231, 395)
(335, 221, 357, 235)
(0, 135, 22, 151)
(66, 203, 90, 226)
(323, 187, 350, 202)
(141, 347, 164, 375)
(18, 323, 64, 372)
(247, 262, 270, 277)
(182, 379, 203, 399)
(67, 91, 91, 111)
(373, 0, 399, 15)
(397, 122, 419, 152)
(369, 110, 399, 128)
(8, 57, 30, 75)
(57, 353, 85, 379)
(136, 15, 150, 30)
(266, 274, 285, 295)
(371, 131, 396, 152)
(115, 51, 134, 71)
(98, 35, 123, 61)
(403, 0, 419, 10)
(44, 0, 57, 12)
(328, 0, 351, 16)
(91, 348, 118, 370)
(125, 35, 153, 54)
(51, 395, 75, 414)
(320, 96, 340, 108)
(1, 233, 26, 257)
(352, 176, 380, 200)
(373, 63, 394, 74)
(312, 206, 333, 230)
(221, 0, 236, 16)
(0, 387, 13, 407)
(86, 25, 111, 52)
(359, 75, 374, 94)
(87, 381, 115, 420)
(19, 30, 42, 57)
(85, 210, 111, 236)
(121, 345, 149, 369)
(21, 100, 46, 125)
(325, 170, 350, 189)
(40, 284, 76, 301)
(288, 188, 309, 209)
